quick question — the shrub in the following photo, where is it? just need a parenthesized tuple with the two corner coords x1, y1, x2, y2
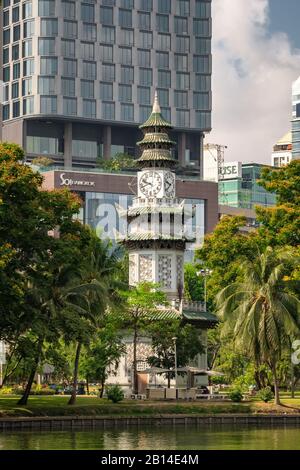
(258, 387, 274, 403)
(106, 385, 124, 403)
(229, 389, 243, 403)
(0, 386, 13, 395)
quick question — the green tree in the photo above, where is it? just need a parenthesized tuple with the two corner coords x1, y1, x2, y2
(66, 236, 124, 405)
(216, 246, 300, 405)
(196, 216, 260, 304)
(147, 319, 204, 387)
(184, 263, 204, 301)
(257, 159, 300, 246)
(122, 283, 168, 394)
(81, 316, 126, 397)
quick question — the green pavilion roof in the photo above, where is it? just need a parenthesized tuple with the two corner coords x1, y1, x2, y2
(119, 232, 195, 242)
(182, 310, 219, 326)
(137, 149, 175, 163)
(140, 112, 173, 130)
(123, 206, 193, 217)
(137, 132, 176, 146)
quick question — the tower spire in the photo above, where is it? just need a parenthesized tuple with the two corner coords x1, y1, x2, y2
(152, 90, 161, 114)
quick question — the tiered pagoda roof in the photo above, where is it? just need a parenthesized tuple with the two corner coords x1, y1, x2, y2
(136, 91, 177, 169)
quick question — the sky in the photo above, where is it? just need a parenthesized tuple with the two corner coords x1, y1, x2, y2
(210, 0, 300, 164)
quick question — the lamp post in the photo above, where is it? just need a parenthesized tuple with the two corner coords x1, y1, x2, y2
(197, 269, 213, 307)
(172, 336, 177, 390)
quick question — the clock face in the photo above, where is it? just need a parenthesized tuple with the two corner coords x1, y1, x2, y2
(164, 172, 175, 197)
(139, 171, 163, 197)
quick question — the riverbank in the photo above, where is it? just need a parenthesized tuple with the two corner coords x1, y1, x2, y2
(1, 395, 300, 420)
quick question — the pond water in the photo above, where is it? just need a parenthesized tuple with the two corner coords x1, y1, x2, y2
(0, 424, 300, 450)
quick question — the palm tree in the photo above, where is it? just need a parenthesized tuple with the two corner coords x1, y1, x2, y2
(67, 236, 124, 405)
(216, 246, 300, 405)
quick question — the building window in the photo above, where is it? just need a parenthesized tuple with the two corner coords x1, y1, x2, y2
(100, 6, 113, 25)
(23, 20, 35, 38)
(176, 72, 190, 90)
(119, 47, 132, 65)
(101, 26, 115, 44)
(120, 28, 134, 47)
(139, 0, 152, 11)
(195, 0, 211, 19)
(157, 88, 169, 107)
(193, 92, 210, 110)
(38, 0, 55, 16)
(102, 102, 115, 120)
(22, 39, 33, 57)
(41, 57, 58, 75)
(121, 103, 134, 121)
(158, 0, 171, 14)
(64, 20, 78, 39)
(39, 38, 55, 55)
(176, 35, 190, 53)
(63, 97, 77, 115)
(38, 76, 55, 94)
(23, 96, 34, 115)
(62, 1, 75, 19)
(119, 9, 132, 28)
(102, 63, 115, 82)
(175, 90, 188, 108)
(156, 51, 169, 69)
(138, 86, 150, 105)
(81, 80, 94, 99)
(83, 61, 97, 80)
(193, 18, 211, 37)
(22, 77, 32, 95)
(176, 0, 190, 16)
(174, 17, 188, 34)
(139, 105, 152, 123)
(61, 39, 75, 57)
(139, 12, 151, 30)
(83, 23, 97, 41)
(83, 99, 96, 118)
(12, 82, 19, 100)
(27, 136, 60, 155)
(175, 54, 188, 72)
(81, 42, 95, 60)
(100, 45, 113, 62)
(61, 77, 75, 96)
(22, 1, 33, 19)
(157, 33, 171, 51)
(120, 65, 134, 84)
(63, 58, 77, 77)
(119, 84, 132, 102)
(41, 18, 58, 36)
(158, 70, 171, 88)
(100, 82, 113, 101)
(40, 95, 57, 114)
(156, 14, 169, 33)
(177, 109, 190, 127)
(23, 58, 34, 76)
(138, 49, 150, 67)
(193, 55, 210, 73)
(3, 48, 9, 65)
(139, 31, 152, 49)
(3, 105, 10, 121)
(81, 3, 95, 22)
(195, 38, 211, 55)
(195, 111, 211, 129)
(12, 44, 19, 62)
(72, 140, 99, 159)
(139, 68, 152, 86)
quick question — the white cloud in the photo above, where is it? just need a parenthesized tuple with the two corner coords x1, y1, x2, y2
(209, 0, 300, 164)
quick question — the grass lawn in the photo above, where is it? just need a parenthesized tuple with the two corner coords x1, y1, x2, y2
(0, 395, 300, 418)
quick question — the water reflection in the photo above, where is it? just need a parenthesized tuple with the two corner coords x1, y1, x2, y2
(0, 425, 300, 450)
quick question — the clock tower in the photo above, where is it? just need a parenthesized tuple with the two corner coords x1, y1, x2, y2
(120, 92, 194, 299)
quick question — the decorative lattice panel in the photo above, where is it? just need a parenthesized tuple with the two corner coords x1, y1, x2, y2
(129, 254, 136, 286)
(126, 342, 153, 365)
(158, 255, 172, 289)
(177, 255, 184, 288)
(139, 254, 153, 282)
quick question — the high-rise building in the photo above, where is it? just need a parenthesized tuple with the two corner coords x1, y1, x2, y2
(271, 132, 292, 168)
(292, 76, 300, 159)
(0, 0, 212, 174)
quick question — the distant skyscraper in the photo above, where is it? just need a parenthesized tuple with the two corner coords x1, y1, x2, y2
(272, 132, 292, 167)
(0, 0, 212, 174)
(292, 76, 300, 159)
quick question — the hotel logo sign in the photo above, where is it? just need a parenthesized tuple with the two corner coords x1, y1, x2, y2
(59, 173, 95, 188)
(218, 162, 242, 180)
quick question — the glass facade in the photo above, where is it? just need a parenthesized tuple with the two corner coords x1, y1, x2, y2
(1, 0, 212, 131)
(219, 164, 277, 209)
